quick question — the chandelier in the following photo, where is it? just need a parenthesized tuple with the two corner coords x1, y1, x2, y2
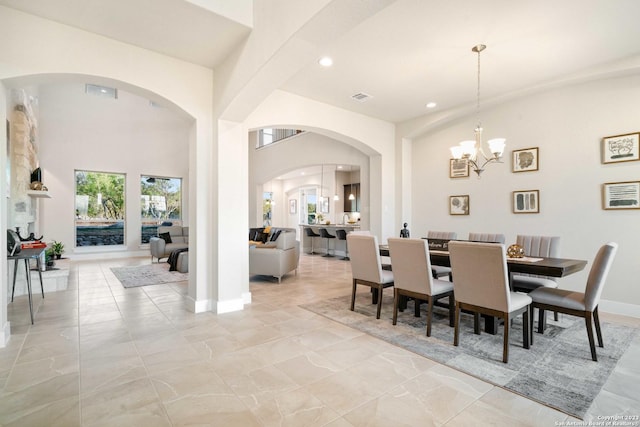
(450, 44, 506, 177)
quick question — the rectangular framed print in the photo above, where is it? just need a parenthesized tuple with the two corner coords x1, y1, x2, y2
(602, 181, 640, 210)
(449, 195, 469, 215)
(512, 147, 539, 172)
(449, 159, 469, 178)
(513, 190, 539, 213)
(602, 132, 640, 164)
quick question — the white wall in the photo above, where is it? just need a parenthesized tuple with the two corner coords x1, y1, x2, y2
(37, 83, 191, 254)
(408, 74, 640, 313)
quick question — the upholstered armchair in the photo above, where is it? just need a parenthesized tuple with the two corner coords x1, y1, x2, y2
(388, 238, 454, 336)
(149, 226, 189, 262)
(449, 241, 531, 363)
(249, 231, 300, 283)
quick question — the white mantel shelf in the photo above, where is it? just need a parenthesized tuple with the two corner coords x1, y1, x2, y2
(26, 190, 51, 198)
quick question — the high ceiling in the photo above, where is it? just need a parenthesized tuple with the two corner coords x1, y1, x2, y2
(3, 0, 640, 124)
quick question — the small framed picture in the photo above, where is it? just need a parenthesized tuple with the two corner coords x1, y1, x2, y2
(289, 199, 297, 214)
(602, 132, 640, 164)
(319, 196, 330, 213)
(512, 147, 539, 172)
(449, 195, 469, 215)
(513, 190, 539, 214)
(449, 159, 469, 178)
(602, 181, 640, 210)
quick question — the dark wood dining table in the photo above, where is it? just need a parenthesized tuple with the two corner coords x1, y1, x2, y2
(379, 244, 588, 334)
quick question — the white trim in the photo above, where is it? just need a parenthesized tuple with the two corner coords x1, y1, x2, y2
(242, 292, 252, 305)
(0, 321, 10, 348)
(187, 296, 211, 313)
(216, 298, 245, 314)
(599, 299, 640, 319)
(70, 249, 149, 260)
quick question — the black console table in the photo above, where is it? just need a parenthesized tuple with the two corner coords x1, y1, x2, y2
(8, 247, 45, 324)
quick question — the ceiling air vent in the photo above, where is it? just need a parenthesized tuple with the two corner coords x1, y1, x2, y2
(351, 92, 372, 103)
(85, 84, 118, 99)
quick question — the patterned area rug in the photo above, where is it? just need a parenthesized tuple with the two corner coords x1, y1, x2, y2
(301, 294, 639, 419)
(111, 263, 188, 288)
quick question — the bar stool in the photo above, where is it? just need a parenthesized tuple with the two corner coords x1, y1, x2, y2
(319, 228, 336, 257)
(335, 229, 349, 260)
(305, 227, 321, 254)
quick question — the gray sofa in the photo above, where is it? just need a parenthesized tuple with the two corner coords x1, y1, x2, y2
(249, 227, 300, 283)
(149, 226, 189, 265)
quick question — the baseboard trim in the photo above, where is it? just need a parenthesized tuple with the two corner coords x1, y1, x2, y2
(187, 296, 211, 313)
(242, 292, 252, 305)
(600, 299, 640, 319)
(216, 298, 244, 314)
(0, 321, 10, 348)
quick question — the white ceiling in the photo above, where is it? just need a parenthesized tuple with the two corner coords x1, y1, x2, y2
(3, 0, 640, 123)
(0, 0, 251, 68)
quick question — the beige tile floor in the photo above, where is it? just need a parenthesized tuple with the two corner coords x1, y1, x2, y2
(0, 253, 639, 426)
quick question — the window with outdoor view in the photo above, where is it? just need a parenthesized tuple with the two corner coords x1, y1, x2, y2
(140, 176, 182, 243)
(75, 170, 125, 246)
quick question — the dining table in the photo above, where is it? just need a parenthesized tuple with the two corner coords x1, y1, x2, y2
(379, 243, 588, 334)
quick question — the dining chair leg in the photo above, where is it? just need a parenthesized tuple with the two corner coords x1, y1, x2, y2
(448, 294, 455, 327)
(503, 314, 510, 363)
(529, 306, 535, 345)
(537, 308, 546, 334)
(523, 308, 530, 349)
(426, 296, 434, 337)
(594, 307, 604, 348)
(473, 312, 481, 335)
(585, 312, 598, 362)
(453, 303, 461, 346)
(375, 286, 383, 319)
(392, 289, 399, 325)
(350, 279, 357, 312)
(414, 299, 421, 317)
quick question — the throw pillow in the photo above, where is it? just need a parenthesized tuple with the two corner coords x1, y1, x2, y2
(159, 232, 172, 244)
(269, 229, 282, 242)
(264, 225, 272, 234)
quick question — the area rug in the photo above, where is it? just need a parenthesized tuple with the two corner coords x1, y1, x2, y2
(301, 294, 639, 419)
(110, 263, 188, 288)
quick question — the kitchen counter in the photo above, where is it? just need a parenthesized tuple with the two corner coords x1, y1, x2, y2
(299, 224, 361, 256)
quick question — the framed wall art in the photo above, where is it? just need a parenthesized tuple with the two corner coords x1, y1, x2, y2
(449, 195, 469, 215)
(512, 147, 539, 172)
(289, 199, 297, 214)
(512, 190, 539, 214)
(449, 159, 469, 178)
(319, 196, 330, 213)
(602, 181, 640, 210)
(601, 132, 640, 164)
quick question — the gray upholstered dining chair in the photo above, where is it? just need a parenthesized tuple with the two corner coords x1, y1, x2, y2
(529, 242, 618, 362)
(427, 230, 457, 281)
(388, 238, 454, 336)
(347, 234, 394, 319)
(468, 232, 506, 243)
(512, 235, 561, 323)
(448, 241, 531, 363)
(512, 235, 561, 292)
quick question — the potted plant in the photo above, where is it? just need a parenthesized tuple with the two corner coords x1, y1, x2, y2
(52, 240, 65, 259)
(45, 248, 56, 268)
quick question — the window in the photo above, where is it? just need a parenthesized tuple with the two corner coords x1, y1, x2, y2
(140, 176, 182, 243)
(75, 171, 125, 246)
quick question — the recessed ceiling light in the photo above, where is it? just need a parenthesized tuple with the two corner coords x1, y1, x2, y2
(318, 57, 333, 67)
(426, 102, 437, 109)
